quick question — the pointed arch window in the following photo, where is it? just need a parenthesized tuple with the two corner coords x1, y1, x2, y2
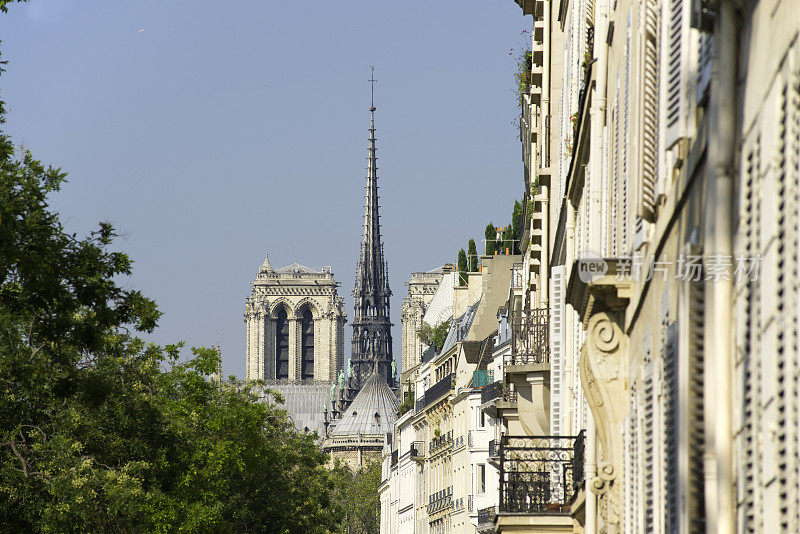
(301, 308, 315, 379)
(276, 308, 289, 379)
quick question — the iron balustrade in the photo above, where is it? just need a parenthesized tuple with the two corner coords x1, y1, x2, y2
(481, 380, 502, 404)
(572, 430, 585, 496)
(424, 373, 454, 408)
(427, 486, 453, 514)
(410, 441, 424, 460)
(429, 430, 453, 455)
(482, 380, 517, 404)
(477, 505, 496, 525)
(508, 308, 550, 365)
(498, 434, 583, 515)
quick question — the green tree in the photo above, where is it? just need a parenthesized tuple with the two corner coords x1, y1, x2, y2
(468, 239, 478, 272)
(0, 28, 340, 532)
(484, 222, 496, 255)
(512, 200, 524, 253)
(329, 461, 382, 534)
(457, 248, 468, 285)
(416, 320, 451, 352)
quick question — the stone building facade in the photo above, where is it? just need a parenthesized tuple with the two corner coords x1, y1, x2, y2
(400, 267, 447, 374)
(244, 253, 345, 435)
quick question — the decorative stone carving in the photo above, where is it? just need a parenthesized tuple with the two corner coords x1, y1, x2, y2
(580, 311, 629, 530)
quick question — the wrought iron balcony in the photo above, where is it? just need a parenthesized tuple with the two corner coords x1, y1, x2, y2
(410, 440, 424, 462)
(481, 380, 517, 406)
(498, 434, 583, 515)
(478, 505, 496, 526)
(481, 380, 502, 404)
(507, 307, 550, 366)
(427, 486, 453, 514)
(429, 430, 453, 455)
(424, 373, 454, 409)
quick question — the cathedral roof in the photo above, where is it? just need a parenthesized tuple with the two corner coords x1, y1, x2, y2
(276, 262, 323, 274)
(332, 371, 399, 436)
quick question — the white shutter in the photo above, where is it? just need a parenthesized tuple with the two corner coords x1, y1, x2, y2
(664, 0, 696, 148)
(638, 0, 660, 222)
(643, 365, 656, 532)
(550, 267, 565, 435)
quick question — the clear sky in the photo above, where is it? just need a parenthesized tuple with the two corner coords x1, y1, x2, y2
(0, 0, 528, 377)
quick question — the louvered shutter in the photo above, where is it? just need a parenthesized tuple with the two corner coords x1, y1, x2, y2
(638, 0, 660, 222)
(776, 68, 800, 532)
(550, 267, 565, 435)
(696, 33, 713, 104)
(664, 322, 680, 533)
(687, 269, 706, 533)
(643, 359, 657, 533)
(665, 0, 696, 148)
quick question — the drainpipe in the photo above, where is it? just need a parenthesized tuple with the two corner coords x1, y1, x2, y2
(588, 0, 608, 254)
(586, 414, 598, 534)
(703, 2, 737, 533)
(541, 0, 552, 309)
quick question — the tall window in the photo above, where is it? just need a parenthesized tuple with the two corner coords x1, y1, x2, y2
(275, 308, 289, 379)
(477, 463, 486, 493)
(301, 308, 314, 379)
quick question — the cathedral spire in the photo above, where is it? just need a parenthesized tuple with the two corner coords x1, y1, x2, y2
(345, 68, 394, 406)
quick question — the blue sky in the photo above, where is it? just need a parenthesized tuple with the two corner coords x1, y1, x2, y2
(0, 0, 528, 377)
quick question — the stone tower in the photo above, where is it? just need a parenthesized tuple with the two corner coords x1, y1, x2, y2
(344, 73, 394, 405)
(244, 254, 346, 435)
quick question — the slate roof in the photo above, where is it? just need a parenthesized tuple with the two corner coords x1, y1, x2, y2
(331, 371, 399, 436)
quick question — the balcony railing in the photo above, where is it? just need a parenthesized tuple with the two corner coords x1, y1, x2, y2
(478, 505, 496, 526)
(473, 369, 494, 388)
(415, 398, 425, 413)
(499, 434, 583, 515)
(429, 430, 453, 455)
(481, 380, 517, 405)
(427, 486, 453, 514)
(424, 373, 454, 408)
(508, 307, 550, 366)
(410, 440, 424, 461)
(489, 439, 498, 459)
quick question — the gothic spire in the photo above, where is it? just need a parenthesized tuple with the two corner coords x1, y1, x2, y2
(344, 68, 394, 405)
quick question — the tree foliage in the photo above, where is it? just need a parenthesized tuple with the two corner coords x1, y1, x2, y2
(0, 27, 341, 532)
(468, 239, 478, 272)
(416, 320, 451, 353)
(457, 248, 468, 286)
(329, 462, 381, 534)
(484, 223, 496, 255)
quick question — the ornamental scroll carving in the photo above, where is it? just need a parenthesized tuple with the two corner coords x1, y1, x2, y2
(579, 311, 629, 530)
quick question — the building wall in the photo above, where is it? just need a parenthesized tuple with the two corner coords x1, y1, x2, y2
(401, 270, 444, 374)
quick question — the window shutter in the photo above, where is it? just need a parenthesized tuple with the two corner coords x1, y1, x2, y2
(638, 0, 660, 222)
(665, 0, 695, 148)
(550, 266, 565, 435)
(696, 33, 713, 104)
(688, 268, 706, 533)
(643, 364, 656, 531)
(663, 322, 679, 533)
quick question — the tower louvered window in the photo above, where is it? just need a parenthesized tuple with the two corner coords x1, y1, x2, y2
(275, 308, 289, 379)
(301, 308, 314, 379)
